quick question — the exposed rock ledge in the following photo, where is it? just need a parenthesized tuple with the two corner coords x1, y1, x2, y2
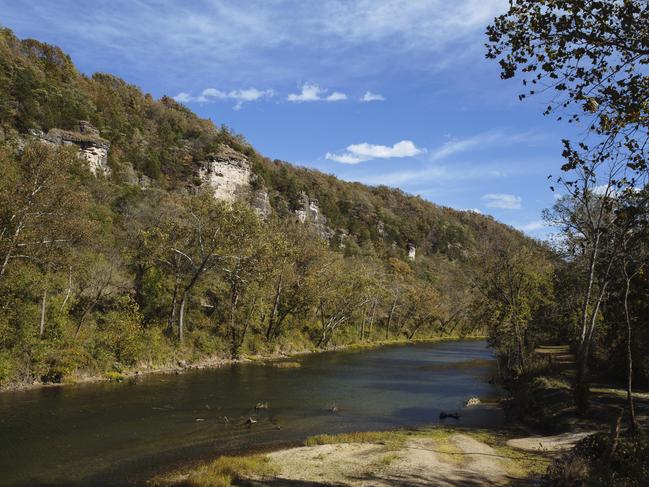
(29, 120, 111, 176)
(196, 144, 251, 203)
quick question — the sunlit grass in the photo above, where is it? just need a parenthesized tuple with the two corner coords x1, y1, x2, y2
(154, 454, 276, 487)
(269, 361, 301, 368)
(305, 430, 407, 449)
(103, 371, 126, 381)
(158, 426, 550, 485)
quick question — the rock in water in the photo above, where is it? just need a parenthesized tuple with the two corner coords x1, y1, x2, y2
(466, 397, 481, 407)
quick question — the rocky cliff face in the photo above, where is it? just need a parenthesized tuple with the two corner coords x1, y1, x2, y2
(30, 121, 111, 176)
(196, 145, 251, 202)
(294, 193, 334, 240)
(407, 243, 417, 261)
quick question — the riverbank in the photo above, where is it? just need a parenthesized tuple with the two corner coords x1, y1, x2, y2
(0, 340, 503, 486)
(0, 335, 486, 393)
(152, 426, 556, 486)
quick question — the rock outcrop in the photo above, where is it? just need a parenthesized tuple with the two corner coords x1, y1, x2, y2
(407, 243, 417, 261)
(294, 193, 334, 240)
(196, 145, 251, 202)
(30, 121, 111, 176)
(251, 190, 272, 218)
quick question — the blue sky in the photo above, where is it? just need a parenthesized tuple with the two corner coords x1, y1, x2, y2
(1, 0, 574, 238)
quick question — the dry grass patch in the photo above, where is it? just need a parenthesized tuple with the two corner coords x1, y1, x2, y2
(269, 361, 301, 369)
(305, 430, 407, 449)
(154, 454, 276, 487)
(464, 429, 550, 478)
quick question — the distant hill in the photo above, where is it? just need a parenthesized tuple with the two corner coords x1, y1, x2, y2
(0, 27, 534, 262)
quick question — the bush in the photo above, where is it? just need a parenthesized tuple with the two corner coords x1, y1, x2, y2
(97, 297, 145, 366)
(544, 432, 649, 487)
(0, 350, 14, 384)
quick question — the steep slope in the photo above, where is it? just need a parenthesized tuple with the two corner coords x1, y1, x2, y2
(0, 27, 532, 262)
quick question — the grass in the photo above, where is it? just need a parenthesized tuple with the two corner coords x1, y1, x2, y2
(103, 371, 127, 381)
(269, 361, 301, 369)
(591, 386, 649, 400)
(305, 427, 549, 478)
(305, 430, 408, 450)
(376, 452, 401, 466)
(156, 426, 551, 485)
(342, 335, 486, 353)
(462, 428, 550, 478)
(154, 454, 276, 487)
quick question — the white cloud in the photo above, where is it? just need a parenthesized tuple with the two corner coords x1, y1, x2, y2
(172, 92, 193, 103)
(326, 91, 347, 101)
(517, 220, 545, 232)
(173, 87, 274, 109)
(326, 140, 424, 164)
(361, 91, 385, 102)
(287, 83, 347, 102)
(287, 83, 323, 102)
(482, 193, 522, 210)
(460, 208, 483, 214)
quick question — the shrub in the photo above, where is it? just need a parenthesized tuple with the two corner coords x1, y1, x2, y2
(544, 432, 649, 487)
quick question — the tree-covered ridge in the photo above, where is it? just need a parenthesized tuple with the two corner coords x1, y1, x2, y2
(0, 27, 533, 263)
(0, 27, 551, 388)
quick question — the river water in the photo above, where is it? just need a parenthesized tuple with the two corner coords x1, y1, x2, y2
(0, 340, 502, 486)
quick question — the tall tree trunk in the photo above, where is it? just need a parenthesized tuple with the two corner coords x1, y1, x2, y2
(168, 281, 179, 329)
(265, 277, 282, 341)
(59, 267, 72, 312)
(368, 298, 377, 338)
(576, 263, 611, 415)
(229, 284, 240, 357)
(575, 233, 601, 409)
(513, 319, 526, 373)
(39, 287, 47, 337)
(178, 293, 187, 342)
(624, 277, 637, 431)
(386, 295, 398, 340)
(0, 218, 24, 280)
(317, 301, 326, 347)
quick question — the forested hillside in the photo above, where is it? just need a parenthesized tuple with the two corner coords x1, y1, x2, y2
(0, 27, 551, 388)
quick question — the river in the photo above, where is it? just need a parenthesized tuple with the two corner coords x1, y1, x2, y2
(0, 340, 502, 486)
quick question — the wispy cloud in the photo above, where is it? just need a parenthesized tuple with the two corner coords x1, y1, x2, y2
(7, 1, 508, 86)
(482, 193, 522, 210)
(517, 220, 546, 232)
(361, 91, 385, 102)
(326, 140, 424, 164)
(430, 130, 543, 161)
(287, 83, 347, 102)
(351, 130, 543, 186)
(173, 87, 274, 109)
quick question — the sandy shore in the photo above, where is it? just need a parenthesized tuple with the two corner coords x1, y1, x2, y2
(155, 426, 572, 486)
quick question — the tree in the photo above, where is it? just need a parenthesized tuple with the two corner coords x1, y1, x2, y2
(610, 191, 648, 431)
(314, 256, 373, 347)
(487, 0, 648, 178)
(159, 193, 230, 342)
(217, 205, 268, 358)
(473, 241, 554, 376)
(487, 0, 649, 412)
(0, 143, 93, 337)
